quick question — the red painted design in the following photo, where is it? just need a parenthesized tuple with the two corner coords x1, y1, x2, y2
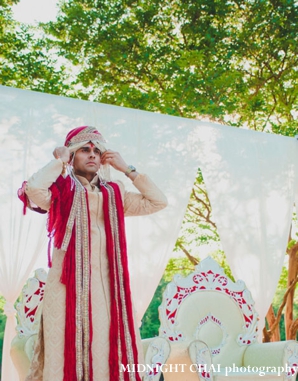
(197, 313, 227, 355)
(165, 270, 254, 328)
(159, 258, 258, 345)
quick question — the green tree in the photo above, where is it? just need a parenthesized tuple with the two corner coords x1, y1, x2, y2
(44, 0, 297, 132)
(140, 278, 168, 339)
(0, 297, 7, 379)
(0, 0, 69, 94)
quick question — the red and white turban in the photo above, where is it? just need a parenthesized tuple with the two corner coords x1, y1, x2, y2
(64, 126, 107, 154)
(65, 126, 110, 180)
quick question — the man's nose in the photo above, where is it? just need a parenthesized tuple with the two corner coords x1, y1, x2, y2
(89, 150, 96, 157)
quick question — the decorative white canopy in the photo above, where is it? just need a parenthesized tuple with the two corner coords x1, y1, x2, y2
(0, 85, 297, 381)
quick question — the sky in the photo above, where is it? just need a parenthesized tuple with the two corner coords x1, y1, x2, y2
(12, 0, 59, 24)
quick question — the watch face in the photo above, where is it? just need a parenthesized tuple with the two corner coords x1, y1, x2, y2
(125, 165, 137, 176)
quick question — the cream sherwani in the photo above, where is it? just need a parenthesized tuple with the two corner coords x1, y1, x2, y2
(25, 159, 167, 381)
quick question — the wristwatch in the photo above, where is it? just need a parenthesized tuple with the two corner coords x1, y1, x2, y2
(125, 165, 137, 176)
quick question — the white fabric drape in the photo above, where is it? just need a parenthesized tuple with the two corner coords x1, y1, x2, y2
(195, 125, 298, 338)
(0, 123, 48, 381)
(0, 85, 202, 380)
(0, 85, 298, 379)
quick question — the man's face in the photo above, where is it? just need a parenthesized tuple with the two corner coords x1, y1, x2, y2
(73, 142, 101, 181)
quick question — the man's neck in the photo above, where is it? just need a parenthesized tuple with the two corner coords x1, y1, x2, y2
(74, 171, 96, 183)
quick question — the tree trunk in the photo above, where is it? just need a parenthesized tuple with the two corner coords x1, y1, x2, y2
(265, 304, 280, 341)
(263, 271, 297, 342)
(285, 243, 298, 339)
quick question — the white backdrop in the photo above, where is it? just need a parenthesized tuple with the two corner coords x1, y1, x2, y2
(0, 85, 298, 380)
(195, 126, 298, 340)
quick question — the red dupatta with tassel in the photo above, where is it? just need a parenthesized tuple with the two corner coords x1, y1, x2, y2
(101, 182, 141, 381)
(18, 174, 141, 381)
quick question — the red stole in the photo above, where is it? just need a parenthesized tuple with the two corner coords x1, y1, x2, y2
(19, 175, 141, 381)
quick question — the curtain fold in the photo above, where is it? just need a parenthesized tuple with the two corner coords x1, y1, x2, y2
(195, 125, 298, 339)
(0, 90, 50, 380)
(0, 205, 47, 381)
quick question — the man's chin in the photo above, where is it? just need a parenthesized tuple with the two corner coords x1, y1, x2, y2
(74, 168, 99, 179)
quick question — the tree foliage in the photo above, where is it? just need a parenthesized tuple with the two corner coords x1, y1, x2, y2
(140, 278, 168, 339)
(42, 0, 298, 134)
(175, 169, 220, 261)
(0, 0, 69, 94)
(0, 297, 7, 378)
